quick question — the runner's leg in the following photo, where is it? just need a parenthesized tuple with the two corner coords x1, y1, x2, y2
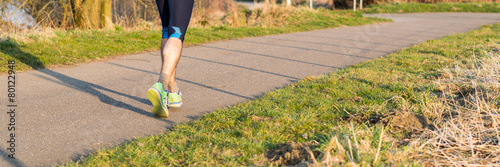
(145, 0, 171, 117)
(158, 0, 194, 93)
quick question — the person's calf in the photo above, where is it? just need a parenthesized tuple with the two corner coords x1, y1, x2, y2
(158, 73, 170, 91)
(158, 73, 179, 93)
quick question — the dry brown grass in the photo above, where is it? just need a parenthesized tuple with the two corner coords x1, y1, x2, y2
(308, 46, 500, 166)
(3, 0, 310, 35)
(190, 1, 300, 28)
(2, 0, 235, 30)
(1, 0, 240, 40)
(0, 27, 56, 44)
(245, 2, 296, 27)
(405, 48, 500, 166)
(300, 123, 393, 166)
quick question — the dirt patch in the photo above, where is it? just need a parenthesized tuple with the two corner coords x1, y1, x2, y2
(341, 111, 383, 125)
(267, 141, 319, 166)
(388, 112, 429, 135)
(352, 96, 363, 102)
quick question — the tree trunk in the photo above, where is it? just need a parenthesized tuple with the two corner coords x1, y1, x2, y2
(100, 0, 113, 29)
(71, 0, 85, 28)
(71, 0, 113, 29)
(83, 0, 100, 29)
(133, 0, 137, 26)
(61, 0, 69, 28)
(264, 0, 269, 13)
(327, 0, 334, 10)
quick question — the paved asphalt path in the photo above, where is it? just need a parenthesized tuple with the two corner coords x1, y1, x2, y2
(1, 13, 500, 166)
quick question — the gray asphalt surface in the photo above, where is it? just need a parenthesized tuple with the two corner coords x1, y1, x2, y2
(1, 13, 500, 166)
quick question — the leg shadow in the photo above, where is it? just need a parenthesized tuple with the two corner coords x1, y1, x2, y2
(0, 38, 171, 121)
(0, 148, 26, 167)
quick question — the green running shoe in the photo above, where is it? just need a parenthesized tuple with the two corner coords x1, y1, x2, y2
(167, 91, 182, 108)
(147, 82, 168, 117)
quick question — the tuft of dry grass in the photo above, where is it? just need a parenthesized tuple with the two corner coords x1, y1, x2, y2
(407, 48, 500, 166)
(304, 123, 392, 166)
(0, 27, 56, 43)
(245, 3, 296, 28)
(312, 46, 500, 166)
(190, 1, 300, 28)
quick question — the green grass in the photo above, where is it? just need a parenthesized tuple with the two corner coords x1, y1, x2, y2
(62, 19, 500, 167)
(363, 2, 500, 13)
(0, 9, 388, 73)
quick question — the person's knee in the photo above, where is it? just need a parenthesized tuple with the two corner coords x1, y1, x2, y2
(163, 26, 186, 42)
(169, 26, 182, 39)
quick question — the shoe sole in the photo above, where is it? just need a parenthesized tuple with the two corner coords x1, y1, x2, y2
(147, 88, 168, 118)
(168, 102, 182, 108)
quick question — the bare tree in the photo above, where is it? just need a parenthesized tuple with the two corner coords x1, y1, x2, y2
(71, 0, 112, 29)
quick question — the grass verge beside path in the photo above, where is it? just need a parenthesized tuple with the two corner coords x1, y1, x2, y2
(64, 23, 500, 166)
(364, 2, 500, 13)
(0, 9, 388, 73)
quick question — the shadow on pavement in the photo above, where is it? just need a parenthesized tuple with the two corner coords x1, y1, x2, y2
(0, 37, 177, 164)
(292, 34, 407, 47)
(33, 70, 157, 117)
(107, 62, 254, 100)
(201, 45, 340, 69)
(0, 148, 25, 167)
(265, 37, 391, 54)
(238, 40, 374, 60)
(0, 39, 173, 120)
(314, 29, 430, 42)
(182, 55, 300, 80)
